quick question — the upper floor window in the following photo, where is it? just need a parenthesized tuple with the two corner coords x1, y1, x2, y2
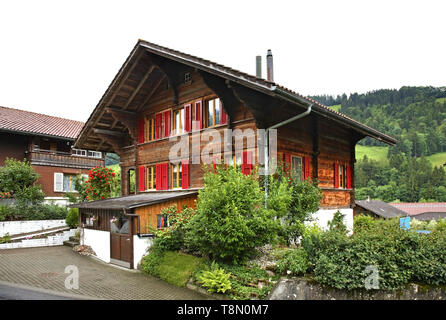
(72, 148, 101, 158)
(334, 163, 351, 189)
(146, 165, 156, 190)
(72, 149, 87, 157)
(205, 98, 221, 127)
(88, 151, 102, 158)
(146, 117, 155, 142)
(339, 164, 347, 189)
(172, 108, 185, 135)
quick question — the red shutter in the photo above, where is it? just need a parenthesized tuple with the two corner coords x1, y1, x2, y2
(163, 110, 171, 137)
(220, 103, 227, 124)
(346, 164, 352, 189)
(162, 163, 169, 190)
(155, 113, 162, 140)
(182, 160, 189, 189)
(184, 104, 192, 133)
(242, 151, 253, 175)
(155, 164, 162, 190)
(304, 157, 311, 180)
(334, 162, 339, 188)
(283, 153, 291, 174)
(138, 118, 145, 144)
(194, 101, 203, 130)
(138, 166, 145, 192)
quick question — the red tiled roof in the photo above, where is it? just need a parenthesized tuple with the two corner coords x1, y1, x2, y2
(389, 202, 446, 216)
(0, 106, 84, 140)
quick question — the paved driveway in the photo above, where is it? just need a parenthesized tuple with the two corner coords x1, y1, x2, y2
(0, 246, 208, 300)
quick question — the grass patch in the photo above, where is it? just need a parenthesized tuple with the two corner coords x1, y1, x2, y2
(435, 97, 446, 104)
(329, 104, 341, 112)
(355, 145, 389, 163)
(426, 152, 446, 168)
(142, 251, 205, 287)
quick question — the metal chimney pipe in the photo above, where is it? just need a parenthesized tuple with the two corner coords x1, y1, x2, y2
(266, 49, 274, 82)
(256, 56, 262, 78)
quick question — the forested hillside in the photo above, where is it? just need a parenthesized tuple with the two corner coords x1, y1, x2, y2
(310, 86, 446, 203)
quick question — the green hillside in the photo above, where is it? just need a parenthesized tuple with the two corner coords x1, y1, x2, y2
(329, 104, 341, 112)
(355, 145, 388, 163)
(426, 152, 446, 168)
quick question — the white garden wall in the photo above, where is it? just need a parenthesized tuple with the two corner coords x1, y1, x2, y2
(0, 219, 67, 237)
(133, 235, 153, 269)
(82, 228, 111, 263)
(0, 229, 76, 249)
(311, 208, 354, 234)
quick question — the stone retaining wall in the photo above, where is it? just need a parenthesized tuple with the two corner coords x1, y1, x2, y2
(268, 278, 446, 300)
(0, 219, 66, 237)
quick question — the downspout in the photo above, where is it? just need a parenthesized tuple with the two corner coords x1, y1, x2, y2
(264, 95, 312, 206)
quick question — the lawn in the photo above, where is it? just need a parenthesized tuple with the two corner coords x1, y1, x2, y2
(156, 251, 205, 287)
(426, 152, 446, 168)
(355, 145, 389, 163)
(329, 104, 341, 112)
(435, 97, 446, 104)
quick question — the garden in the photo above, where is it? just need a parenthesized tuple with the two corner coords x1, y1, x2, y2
(140, 163, 446, 299)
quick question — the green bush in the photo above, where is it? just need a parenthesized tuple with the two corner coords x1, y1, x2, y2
(185, 166, 277, 264)
(275, 248, 309, 276)
(66, 208, 79, 228)
(0, 233, 11, 244)
(0, 205, 15, 221)
(353, 215, 376, 234)
(141, 249, 164, 277)
(197, 262, 232, 293)
(305, 217, 446, 290)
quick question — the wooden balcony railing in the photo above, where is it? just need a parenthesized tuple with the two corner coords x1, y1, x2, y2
(26, 149, 104, 169)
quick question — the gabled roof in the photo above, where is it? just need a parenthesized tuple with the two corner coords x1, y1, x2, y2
(390, 202, 446, 216)
(355, 200, 407, 218)
(0, 106, 84, 140)
(70, 191, 198, 210)
(75, 40, 397, 151)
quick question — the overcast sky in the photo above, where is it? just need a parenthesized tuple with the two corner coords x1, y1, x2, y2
(0, 0, 445, 122)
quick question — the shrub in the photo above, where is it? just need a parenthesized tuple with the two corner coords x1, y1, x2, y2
(197, 262, 232, 293)
(327, 210, 347, 234)
(66, 208, 79, 228)
(353, 215, 376, 234)
(275, 248, 309, 276)
(80, 167, 118, 201)
(0, 205, 15, 221)
(185, 166, 277, 264)
(141, 250, 164, 277)
(0, 233, 11, 244)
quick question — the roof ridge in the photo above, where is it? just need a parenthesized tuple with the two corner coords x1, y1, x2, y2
(0, 105, 84, 125)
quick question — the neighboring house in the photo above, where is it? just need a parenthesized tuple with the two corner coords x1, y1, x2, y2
(354, 199, 406, 219)
(72, 40, 396, 269)
(390, 202, 446, 221)
(0, 106, 105, 204)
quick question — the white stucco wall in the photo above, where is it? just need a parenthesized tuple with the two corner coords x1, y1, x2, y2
(133, 236, 153, 269)
(0, 219, 67, 237)
(311, 208, 354, 234)
(82, 228, 110, 263)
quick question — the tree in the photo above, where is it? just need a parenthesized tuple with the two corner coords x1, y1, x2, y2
(0, 158, 44, 204)
(185, 166, 277, 264)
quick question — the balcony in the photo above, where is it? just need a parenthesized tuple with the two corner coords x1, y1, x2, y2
(26, 149, 104, 169)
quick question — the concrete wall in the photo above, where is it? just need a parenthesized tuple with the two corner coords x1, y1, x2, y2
(82, 228, 110, 263)
(133, 235, 153, 269)
(0, 229, 76, 250)
(268, 278, 446, 300)
(0, 219, 66, 237)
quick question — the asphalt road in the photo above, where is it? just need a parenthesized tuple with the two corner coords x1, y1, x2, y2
(0, 283, 80, 300)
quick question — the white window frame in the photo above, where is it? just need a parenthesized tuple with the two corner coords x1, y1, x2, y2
(54, 173, 64, 192)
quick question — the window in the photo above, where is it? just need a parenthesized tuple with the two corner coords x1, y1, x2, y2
(170, 163, 182, 189)
(88, 150, 102, 158)
(205, 98, 220, 127)
(72, 149, 87, 157)
(146, 165, 156, 190)
(184, 72, 192, 84)
(63, 174, 77, 192)
(291, 156, 303, 181)
(225, 154, 242, 169)
(146, 117, 155, 141)
(339, 164, 347, 189)
(172, 108, 185, 135)
(157, 214, 169, 229)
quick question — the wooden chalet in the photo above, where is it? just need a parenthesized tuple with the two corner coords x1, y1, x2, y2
(0, 106, 104, 203)
(73, 40, 396, 269)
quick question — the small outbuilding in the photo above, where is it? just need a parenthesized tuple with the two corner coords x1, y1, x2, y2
(354, 199, 407, 219)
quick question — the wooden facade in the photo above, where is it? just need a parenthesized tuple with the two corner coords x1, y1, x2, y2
(75, 40, 396, 214)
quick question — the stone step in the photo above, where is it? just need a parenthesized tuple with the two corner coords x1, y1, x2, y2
(63, 240, 79, 248)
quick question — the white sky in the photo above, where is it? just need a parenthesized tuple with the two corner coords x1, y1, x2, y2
(0, 0, 445, 122)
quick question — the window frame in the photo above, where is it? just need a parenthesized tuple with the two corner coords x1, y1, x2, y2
(157, 214, 169, 229)
(146, 116, 155, 142)
(146, 165, 157, 190)
(339, 164, 347, 189)
(204, 98, 222, 128)
(172, 107, 185, 136)
(170, 162, 183, 189)
(291, 155, 303, 181)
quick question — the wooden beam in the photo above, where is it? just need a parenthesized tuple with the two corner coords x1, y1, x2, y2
(122, 65, 156, 110)
(137, 74, 166, 112)
(312, 115, 320, 181)
(107, 109, 139, 143)
(93, 128, 125, 137)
